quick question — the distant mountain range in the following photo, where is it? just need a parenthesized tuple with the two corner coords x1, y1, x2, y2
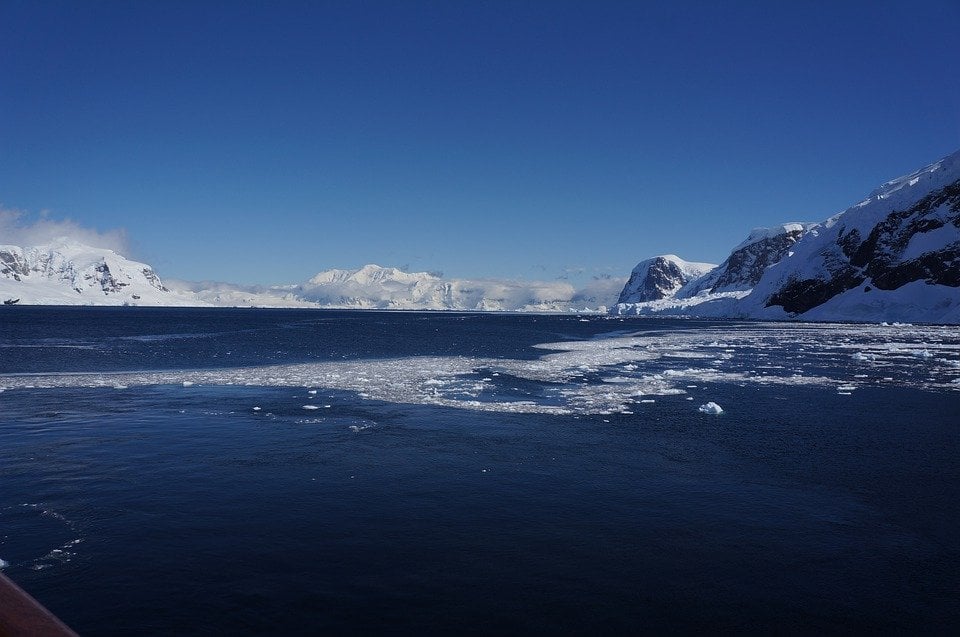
(0, 243, 622, 312)
(3, 148, 958, 322)
(614, 148, 960, 324)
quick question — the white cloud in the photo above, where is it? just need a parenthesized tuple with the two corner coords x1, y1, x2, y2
(0, 207, 130, 254)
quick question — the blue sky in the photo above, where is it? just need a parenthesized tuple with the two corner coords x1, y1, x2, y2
(1, 0, 959, 285)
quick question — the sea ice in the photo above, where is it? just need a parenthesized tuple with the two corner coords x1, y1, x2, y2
(698, 402, 723, 415)
(302, 405, 320, 410)
(2, 323, 957, 415)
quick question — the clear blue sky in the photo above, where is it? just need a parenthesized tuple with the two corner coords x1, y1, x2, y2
(2, 0, 959, 285)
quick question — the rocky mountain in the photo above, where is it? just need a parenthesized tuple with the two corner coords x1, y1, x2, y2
(617, 255, 715, 303)
(0, 239, 198, 306)
(678, 223, 814, 297)
(749, 150, 960, 322)
(614, 148, 960, 323)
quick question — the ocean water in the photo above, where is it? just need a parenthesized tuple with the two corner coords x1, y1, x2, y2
(1, 307, 959, 634)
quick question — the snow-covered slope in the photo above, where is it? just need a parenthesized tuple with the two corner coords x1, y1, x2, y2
(617, 255, 715, 303)
(746, 150, 960, 323)
(614, 148, 960, 324)
(0, 239, 200, 306)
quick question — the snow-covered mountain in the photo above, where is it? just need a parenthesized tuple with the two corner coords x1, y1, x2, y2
(678, 223, 814, 297)
(165, 279, 314, 308)
(296, 264, 616, 312)
(7, 148, 956, 322)
(617, 255, 716, 303)
(0, 239, 198, 306)
(0, 246, 622, 311)
(614, 148, 960, 323)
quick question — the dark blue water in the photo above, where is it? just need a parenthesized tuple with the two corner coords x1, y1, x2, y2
(1, 307, 959, 634)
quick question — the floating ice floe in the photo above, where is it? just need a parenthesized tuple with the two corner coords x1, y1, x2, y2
(302, 405, 320, 410)
(1, 322, 958, 415)
(698, 402, 723, 415)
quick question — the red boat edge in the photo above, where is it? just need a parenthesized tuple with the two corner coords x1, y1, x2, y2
(0, 572, 78, 637)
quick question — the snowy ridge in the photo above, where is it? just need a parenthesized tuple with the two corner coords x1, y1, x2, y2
(733, 223, 813, 250)
(0, 238, 199, 306)
(614, 148, 960, 324)
(853, 148, 960, 213)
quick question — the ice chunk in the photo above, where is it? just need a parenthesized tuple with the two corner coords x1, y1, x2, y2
(302, 405, 320, 410)
(698, 402, 723, 415)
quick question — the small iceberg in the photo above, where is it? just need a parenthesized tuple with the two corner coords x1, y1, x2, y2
(698, 402, 723, 415)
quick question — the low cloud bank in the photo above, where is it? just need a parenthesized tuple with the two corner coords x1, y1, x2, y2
(0, 207, 130, 254)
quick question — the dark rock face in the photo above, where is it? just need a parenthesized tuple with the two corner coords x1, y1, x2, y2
(617, 258, 692, 303)
(0, 249, 28, 281)
(142, 268, 169, 292)
(712, 229, 806, 291)
(680, 227, 808, 298)
(768, 178, 960, 314)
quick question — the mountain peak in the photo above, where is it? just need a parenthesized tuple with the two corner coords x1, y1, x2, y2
(614, 147, 960, 324)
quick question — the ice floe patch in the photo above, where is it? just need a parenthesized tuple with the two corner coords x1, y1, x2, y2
(698, 402, 724, 415)
(1, 323, 959, 414)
